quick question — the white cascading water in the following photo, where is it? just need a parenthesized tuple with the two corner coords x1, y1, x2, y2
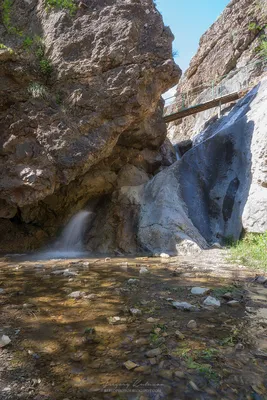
(58, 210, 90, 251)
(35, 210, 91, 260)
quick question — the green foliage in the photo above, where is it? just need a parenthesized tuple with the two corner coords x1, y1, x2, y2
(23, 36, 34, 50)
(248, 21, 262, 32)
(229, 232, 267, 271)
(27, 82, 48, 98)
(45, 0, 77, 16)
(39, 58, 53, 76)
(258, 38, 267, 58)
(0, 43, 13, 54)
(1, 0, 22, 35)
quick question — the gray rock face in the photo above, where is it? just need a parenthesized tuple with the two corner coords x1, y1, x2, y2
(138, 78, 267, 251)
(0, 0, 180, 252)
(167, 0, 267, 144)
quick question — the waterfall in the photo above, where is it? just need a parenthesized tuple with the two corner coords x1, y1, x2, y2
(58, 210, 90, 251)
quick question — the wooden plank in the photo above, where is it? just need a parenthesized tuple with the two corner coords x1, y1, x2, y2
(164, 90, 249, 123)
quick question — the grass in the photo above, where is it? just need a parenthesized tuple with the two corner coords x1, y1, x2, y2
(229, 232, 267, 271)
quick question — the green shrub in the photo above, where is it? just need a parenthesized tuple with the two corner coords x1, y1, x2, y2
(0, 43, 13, 54)
(45, 0, 77, 16)
(229, 232, 267, 271)
(1, 0, 23, 35)
(39, 59, 53, 76)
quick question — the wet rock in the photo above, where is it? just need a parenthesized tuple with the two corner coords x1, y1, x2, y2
(158, 370, 173, 380)
(175, 330, 185, 340)
(191, 287, 209, 295)
(146, 348, 162, 358)
(227, 300, 241, 308)
(130, 308, 142, 316)
(0, 335, 11, 348)
(123, 360, 139, 370)
(172, 301, 196, 311)
(68, 291, 85, 299)
(187, 320, 197, 329)
(203, 296, 220, 307)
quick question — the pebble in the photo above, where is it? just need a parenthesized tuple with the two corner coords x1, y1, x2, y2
(135, 338, 149, 345)
(187, 320, 197, 329)
(68, 291, 85, 299)
(85, 293, 98, 300)
(158, 370, 173, 380)
(128, 279, 139, 285)
(0, 335, 11, 348)
(123, 360, 138, 370)
(160, 253, 170, 258)
(191, 287, 210, 295)
(139, 267, 149, 275)
(175, 330, 185, 340)
(130, 308, 142, 316)
(203, 296, 220, 307)
(150, 357, 157, 365)
(63, 270, 78, 277)
(235, 343, 244, 351)
(174, 370, 185, 378)
(107, 316, 122, 324)
(227, 300, 241, 308)
(172, 301, 196, 311)
(147, 317, 160, 323)
(105, 257, 111, 262)
(221, 292, 232, 300)
(0, 288, 5, 294)
(146, 348, 162, 358)
(189, 381, 200, 391)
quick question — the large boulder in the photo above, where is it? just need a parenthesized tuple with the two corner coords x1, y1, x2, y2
(138, 77, 267, 252)
(0, 0, 180, 251)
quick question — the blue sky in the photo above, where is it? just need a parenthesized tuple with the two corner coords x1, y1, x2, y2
(158, 0, 229, 99)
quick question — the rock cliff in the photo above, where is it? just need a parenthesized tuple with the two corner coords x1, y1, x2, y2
(139, 77, 267, 253)
(0, 0, 180, 252)
(167, 0, 267, 145)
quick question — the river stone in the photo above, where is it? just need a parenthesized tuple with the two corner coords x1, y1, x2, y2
(187, 320, 197, 329)
(191, 287, 210, 295)
(123, 360, 139, 370)
(130, 308, 142, 316)
(158, 370, 173, 380)
(203, 296, 221, 307)
(139, 267, 149, 275)
(146, 348, 162, 358)
(68, 291, 85, 299)
(0, 289, 5, 294)
(172, 301, 196, 311)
